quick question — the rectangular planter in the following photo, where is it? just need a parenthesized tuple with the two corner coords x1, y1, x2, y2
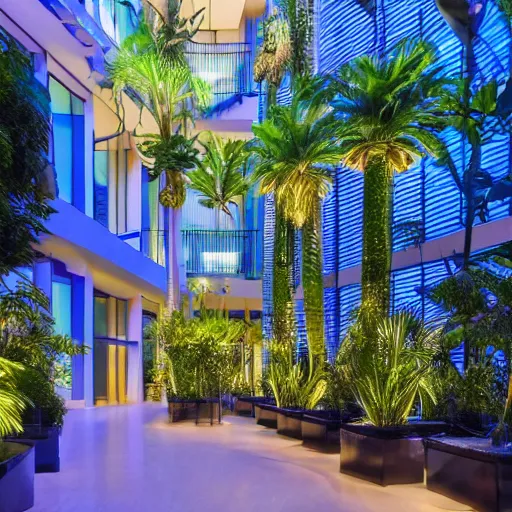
(234, 397, 256, 417)
(277, 409, 303, 439)
(340, 422, 449, 486)
(302, 413, 342, 448)
(168, 399, 221, 425)
(425, 437, 512, 512)
(255, 404, 278, 428)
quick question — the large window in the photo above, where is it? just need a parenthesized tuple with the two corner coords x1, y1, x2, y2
(49, 77, 85, 208)
(52, 261, 73, 398)
(93, 142, 128, 233)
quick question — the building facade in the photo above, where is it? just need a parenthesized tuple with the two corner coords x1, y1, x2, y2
(0, 0, 265, 407)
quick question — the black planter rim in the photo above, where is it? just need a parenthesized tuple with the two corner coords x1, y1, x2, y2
(341, 421, 449, 440)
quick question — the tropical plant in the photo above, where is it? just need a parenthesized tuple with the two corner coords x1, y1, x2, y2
(252, 78, 344, 362)
(254, 8, 292, 105)
(0, 281, 86, 426)
(337, 311, 441, 427)
(188, 132, 252, 228)
(0, 30, 54, 278)
(107, 1, 211, 311)
(265, 341, 327, 410)
(146, 310, 248, 399)
(438, 79, 512, 273)
(328, 39, 446, 330)
(0, 357, 28, 437)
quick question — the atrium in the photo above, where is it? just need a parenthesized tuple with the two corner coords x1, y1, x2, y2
(0, 1, 511, 511)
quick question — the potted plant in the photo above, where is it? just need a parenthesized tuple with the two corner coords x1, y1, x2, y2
(337, 311, 448, 486)
(0, 283, 86, 473)
(257, 341, 327, 437)
(147, 310, 247, 425)
(0, 357, 34, 512)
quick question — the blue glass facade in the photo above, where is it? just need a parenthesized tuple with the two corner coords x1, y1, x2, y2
(319, 0, 512, 357)
(49, 77, 85, 211)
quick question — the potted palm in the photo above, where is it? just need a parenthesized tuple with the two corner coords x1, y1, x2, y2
(0, 358, 34, 512)
(337, 311, 448, 486)
(328, 40, 446, 337)
(107, 0, 210, 313)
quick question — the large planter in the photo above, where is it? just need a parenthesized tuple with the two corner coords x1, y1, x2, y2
(0, 442, 35, 512)
(340, 422, 449, 486)
(302, 411, 344, 448)
(7, 426, 60, 473)
(276, 409, 303, 439)
(425, 437, 512, 512)
(168, 398, 222, 425)
(234, 396, 270, 418)
(255, 403, 279, 429)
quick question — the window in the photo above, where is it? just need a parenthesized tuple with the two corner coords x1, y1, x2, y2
(52, 262, 73, 398)
(94, 291, 128, 340)
(49, 77, 85, 208)
(94, 142, 128, 233)
(98, 0, 137, 44)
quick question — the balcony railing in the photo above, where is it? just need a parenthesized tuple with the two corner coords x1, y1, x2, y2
(140, 229, 166, 267)
(184, 42, 254, 111)
(183, 230, 260, 278)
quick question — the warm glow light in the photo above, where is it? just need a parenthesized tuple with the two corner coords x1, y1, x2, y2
(202, 252, 239, 273)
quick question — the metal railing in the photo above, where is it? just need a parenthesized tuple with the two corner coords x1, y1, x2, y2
(184, 41, 254, 110)
(182, 229, 260, 278)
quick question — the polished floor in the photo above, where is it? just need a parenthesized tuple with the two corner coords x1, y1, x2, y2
(33, 404, 470, 512)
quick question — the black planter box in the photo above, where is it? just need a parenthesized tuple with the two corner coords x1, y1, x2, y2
(0, 442, 34, 512)
(340, 422, 449, 486)
(168, 398, 221, 425)
(255, 403, 279, 428)
(234, 396, 270, 418)
(302, 411, 343, 448)
(277, 409, 304, 439)
(425, 437, 512, 512)
(7, 426, 60, 473)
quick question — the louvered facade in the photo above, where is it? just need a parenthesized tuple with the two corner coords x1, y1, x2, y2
(320, 0, 512, 359)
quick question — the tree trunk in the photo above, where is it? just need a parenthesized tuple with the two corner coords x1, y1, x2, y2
(273, 203, 295, 344)
(166, 207, 181, 312)
(302, 200, 325, 366)
(361, 154, 393, 332)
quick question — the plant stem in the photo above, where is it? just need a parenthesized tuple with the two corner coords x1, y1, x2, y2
(302, 200, 325, 367)
(361, 154, 393, 331)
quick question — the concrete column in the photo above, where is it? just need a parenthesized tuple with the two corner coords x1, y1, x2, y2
(33, 259, 52, 300)
(83, 273, 95, 407)
(127, 295, 143, 403)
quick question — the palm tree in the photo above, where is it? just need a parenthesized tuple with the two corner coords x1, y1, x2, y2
(328, 40, 446, 331)
(252, 78, 344, 364)
(107, 1, 211, 310)
(188, 132, 252, 229)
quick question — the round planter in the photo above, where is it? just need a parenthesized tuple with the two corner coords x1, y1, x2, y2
(0, 442, 35, 512)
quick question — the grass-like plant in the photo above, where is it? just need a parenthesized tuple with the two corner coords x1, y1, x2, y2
(266, 341, 327, 410)
(338, 311, 440, 427)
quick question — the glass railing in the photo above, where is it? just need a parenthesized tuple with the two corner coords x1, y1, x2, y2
(182, 229, 260, 278)
(184, 41, 254, 111)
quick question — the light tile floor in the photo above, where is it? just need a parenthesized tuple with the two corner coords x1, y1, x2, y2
(33, 404, 471, 512)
